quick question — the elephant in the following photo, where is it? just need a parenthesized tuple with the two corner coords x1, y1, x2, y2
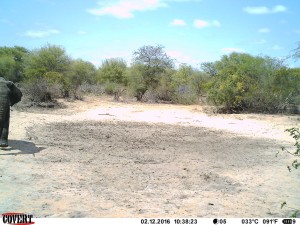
(0, 77, 22, 147)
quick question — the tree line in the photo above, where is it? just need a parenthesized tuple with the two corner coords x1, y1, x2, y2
(0, 43, 299, 113)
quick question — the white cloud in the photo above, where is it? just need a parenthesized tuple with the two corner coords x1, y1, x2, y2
(272, 45, 283, 50)
(87, 0, 202, 19)
(193, 20, 209, 28)
(167, 50, 183, 58)
(165, 0, 201, 2)
(166, 50, 202, 67)
(243, 5, 287, 14)
(91, 51, 131, 67)
(211, 20, 221, 27)
(170, 19, 186, 26)
(244, 6, 268, 14)
(272, 5, 286, 13)
(221, 48, 244, 53)
(87, 0, 167, 19)
(24, 29, 60, 38)
(77, 30, 87, 35)
(34, 0, 55, 5)
(194, 19, 221, 28)
(254, 39, 267, 44)
(258, 28, 270, 33)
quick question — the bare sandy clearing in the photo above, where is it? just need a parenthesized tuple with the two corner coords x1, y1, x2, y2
(0, 96, 299, 217)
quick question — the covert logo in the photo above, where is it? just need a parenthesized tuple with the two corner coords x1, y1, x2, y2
(2, 213, 34, 225)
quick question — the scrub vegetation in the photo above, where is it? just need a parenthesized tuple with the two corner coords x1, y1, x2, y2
(0, 43, 299, 113)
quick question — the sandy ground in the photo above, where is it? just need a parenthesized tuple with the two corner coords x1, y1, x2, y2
(0, 96, 300, 218)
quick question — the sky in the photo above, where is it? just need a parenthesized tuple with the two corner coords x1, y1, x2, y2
(1, 0, 300, 68)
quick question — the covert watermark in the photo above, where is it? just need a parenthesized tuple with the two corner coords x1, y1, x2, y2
(1, 212, 34, 225)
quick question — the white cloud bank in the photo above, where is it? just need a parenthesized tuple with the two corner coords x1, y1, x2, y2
(166, 50, 204, 66)
(87, 0, 201, 19)
(243, 5, 287, 14)
(254, 39, 267, 45)
(87, 0, 166, 19)
(221, 48, 244, 54)
(170, 19, 187, 26)
(194, 19, 220, 28)
(24, 29, 60, 38)
(272, 45, 283, 51)
(258, 28, 270, 33)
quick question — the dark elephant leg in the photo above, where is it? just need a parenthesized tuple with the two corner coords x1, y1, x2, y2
(0, 107, 10, 147)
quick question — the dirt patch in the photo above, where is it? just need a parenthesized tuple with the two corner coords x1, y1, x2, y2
(0, 96, 299, 217)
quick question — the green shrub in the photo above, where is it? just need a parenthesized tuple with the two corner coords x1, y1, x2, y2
(206, 53, 299, 113)
(278, 127, 300, 217)
(126, 64, 148, 101)
(96, 58, 127, 101)
(21, 78, 61, 103)
(78, 83, 105, 95)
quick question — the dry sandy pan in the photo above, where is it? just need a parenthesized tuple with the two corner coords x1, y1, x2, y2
(1, 96, 300, 217)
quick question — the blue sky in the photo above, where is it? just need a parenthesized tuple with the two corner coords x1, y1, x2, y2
(1, 0, 300, 68)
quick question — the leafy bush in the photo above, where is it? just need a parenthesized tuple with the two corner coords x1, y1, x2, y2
(67, 59, 97, 99)
(0, 46, 28, 82)
(172, 92, 198, 105)
(21, 78, 61, 104)
(78, 83, 105, 95)
(149, 68, 175, 102)
(97, 58, 127, 101)
(278, 127, 300, 217)
(22, 44, 71, 102)
(103, 82, 125, 101)
(206, 53, 300, 113)
(129, 45, 174, 101)
(1, 43, 299, 111)
(126, 64, 148, 101)
(280, 128, 300, 172)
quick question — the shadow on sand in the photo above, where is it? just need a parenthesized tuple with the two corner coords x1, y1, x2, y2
(0, 140, 45, 156)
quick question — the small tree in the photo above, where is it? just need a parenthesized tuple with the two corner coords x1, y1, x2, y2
(201, 62, 217, 77)
(190, 70, 209, 101)
(23, 44, 71, 102)
(24, 44, 71, 78)
(97, 58, 127, 101)
(206, 53, 294, 113)
(67, 59, 97, 99)
(0, 56, 16, 81)
(126, 64, 147, 101)
(130, 44, 174, 101)
(171, 64, 197, 104)
(0, 46, 28, 82)
(291, 41, 300, 60)
(155, 68, 175, 102)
